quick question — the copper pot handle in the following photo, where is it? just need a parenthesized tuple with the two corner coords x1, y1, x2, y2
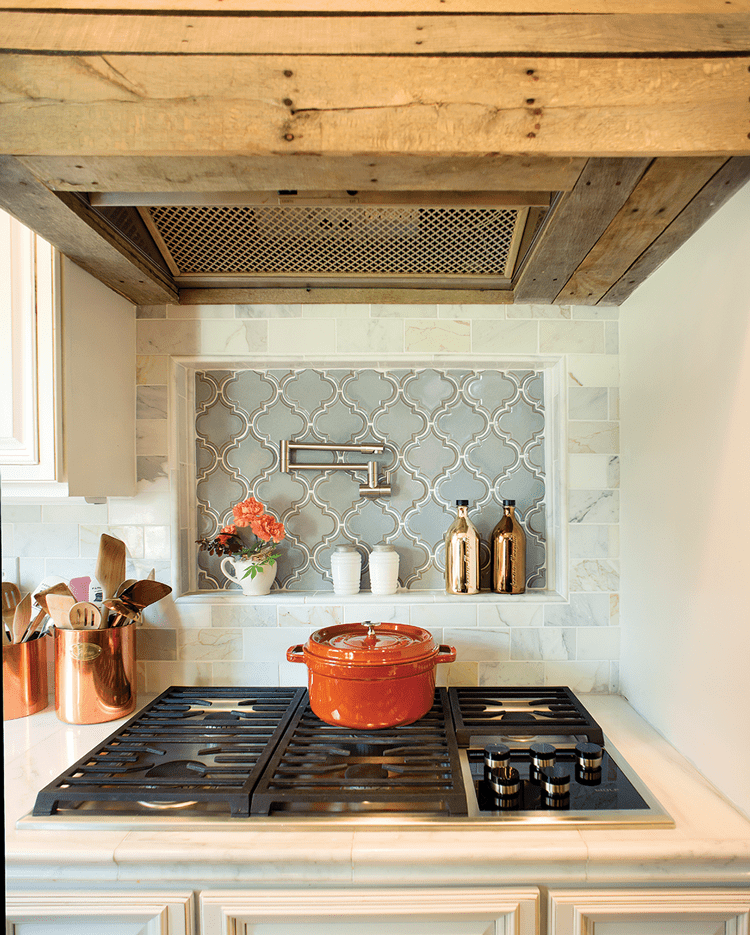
(286, 644, 305, 663)
(435, 644, 456, 664)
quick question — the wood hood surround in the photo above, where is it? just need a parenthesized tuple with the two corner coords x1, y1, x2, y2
(1, 2, 750, 308)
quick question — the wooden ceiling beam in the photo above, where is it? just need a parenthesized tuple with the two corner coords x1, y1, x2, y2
(3, 12, 750, 55)
(1, 53, 748, 159)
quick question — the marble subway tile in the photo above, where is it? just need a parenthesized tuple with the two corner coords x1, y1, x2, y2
(544, 593, 610, 627)
(213, 661, 280, 686)
(143, 524, 171, 560)
(342, 605, 410, 624)
(443, 628, 510, 661)
(136, 305, 167, 319)
(544, 660, 610, 693)
(476, 603, 544, 628)
(168, 304, 237, 319)
(540, 321, 604, 354)
(136, 385, 168, 420)
(136, 419, 169, 456)
(568, 421, 620, 454)
(411, 604, 477, 629)
(41, 502, 108, 524)
(336, 318, 404, 354)
(279, 659, 312, 687)
(372, 304, 437, 318)
(137, 456, 168, 484)
(136, 355, 169, 385)
(80, 524, 144, 559)
(404, 319, 471, 353)
(607, 455, 621, 488)
(438, 304, 507, 319)
(178, 628, 243, 661)
(569, 489, 620, 524)
(143, 598, 210, 629)
(2, 505, 41, 523)
(137, 320, 268, 355)
(14, 523, 79, 558)
(145, 661, 212, 693)
(567, 355, 619, 388)
(570, 559, 620, 592)
(268, 319, 336, 356)
(605, 320, 619, 354)
(136, 628, 177, 661)
(568, 387, 608, 421)
(568, 524, 609, 559)
(568, 454, 613, 490)
(478, 660, 545, 686)
(302, 304, 370, 318)
(576, 626, 621, 660)
(608, 525, 620, 559)
(506, 304, 571, 319)
(108, 477, 172, 525)
(610, 593, 620, 625)
(444, 661, 478, 685)
(511, 627, 575, 661)
(2, 523, 13, 553)
(471, 319, 538, 354)
(212, 604, 278, 628)
(570, 305, 618, 321)
(278, 605, 343, 628)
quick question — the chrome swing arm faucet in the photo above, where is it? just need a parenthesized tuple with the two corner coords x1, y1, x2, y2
(279, 440, 392, 498)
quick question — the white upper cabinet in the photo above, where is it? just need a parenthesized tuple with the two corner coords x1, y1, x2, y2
(1, 209, 136, 500)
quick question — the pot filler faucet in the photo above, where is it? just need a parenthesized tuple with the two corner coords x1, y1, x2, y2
(279, 440, 392, 498)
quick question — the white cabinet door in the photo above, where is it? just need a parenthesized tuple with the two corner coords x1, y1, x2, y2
(5, 891, 195, 935)
(548, 888, 750, 935)
(201, 887, 539, 935)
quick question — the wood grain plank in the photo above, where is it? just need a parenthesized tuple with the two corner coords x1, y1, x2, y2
(599, 155, 750, 305)
(178, 287, 516, 304)
(2, 54, 749, 158)
(16, 154, 587, 193)
(3, 1, 749, 13)
(3, 12, 750, 55)
(0, 156, 177, 304)
(555, 156, 727, 304)
(513, 157, 650, 303)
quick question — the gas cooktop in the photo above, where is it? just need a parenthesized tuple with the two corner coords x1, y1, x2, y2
(20, 686, 673, 830)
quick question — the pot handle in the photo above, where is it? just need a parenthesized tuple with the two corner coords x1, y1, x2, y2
(435, 644, 456, 664)
(286, 644, 305, 663)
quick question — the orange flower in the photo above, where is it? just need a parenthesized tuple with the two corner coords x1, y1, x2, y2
(221, 524, 237, 535)
(250, 513, 285, 543)
(232, 498, 264, 527)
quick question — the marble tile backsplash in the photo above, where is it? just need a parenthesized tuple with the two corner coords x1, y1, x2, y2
(2, 302, 620, 695)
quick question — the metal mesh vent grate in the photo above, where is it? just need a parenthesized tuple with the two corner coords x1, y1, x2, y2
(148, 204, 522, 277)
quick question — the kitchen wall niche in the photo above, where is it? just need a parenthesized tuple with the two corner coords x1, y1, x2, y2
(174, 357, 566, 598)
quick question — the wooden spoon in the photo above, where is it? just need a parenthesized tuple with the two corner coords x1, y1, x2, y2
(68, 601, 103, 630)
(12, 593, 32, 644)
(46, 593, 77, 630)
(117, 580, 172, 611)
(95, 534, 127, 600)
(26, 581, 76, 640)
(2, 581, 21, 618)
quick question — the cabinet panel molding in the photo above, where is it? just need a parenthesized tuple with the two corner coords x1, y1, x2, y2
(201, 886, 539, 935)
(5, 891, 195, 935)
(548, 888, 750, 935)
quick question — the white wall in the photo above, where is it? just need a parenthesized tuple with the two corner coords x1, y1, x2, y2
(620, 180, 750, 818)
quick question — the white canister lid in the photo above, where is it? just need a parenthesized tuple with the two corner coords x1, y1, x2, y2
(334, 545, 357, 553)
(372, 544, 395, 552)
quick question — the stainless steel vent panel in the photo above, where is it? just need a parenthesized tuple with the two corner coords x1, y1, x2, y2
(147, 204, 524, 278)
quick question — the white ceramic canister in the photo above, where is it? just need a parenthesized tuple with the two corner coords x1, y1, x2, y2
(369, 544, 400, 595)
(331, 545, 362, 594)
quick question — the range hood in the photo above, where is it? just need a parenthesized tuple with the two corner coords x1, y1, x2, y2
(1, 4, 749, 308)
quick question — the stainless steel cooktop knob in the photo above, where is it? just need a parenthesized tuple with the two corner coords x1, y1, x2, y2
(540, 764, 571, 797)
(488, 766, 521, 798)
(483, 743, 511, 777)
(529, 742, 556, 781)
(575, 742, 603, 770)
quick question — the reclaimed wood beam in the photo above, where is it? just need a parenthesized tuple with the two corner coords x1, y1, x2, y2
(1, 54, 748, 159)
(555, 156, 728, 305)
(512, 158, 650, 303)
(599, 155, 750, 305)
(15, 154, 586, 193)
(0, 156, 178, 304)
(3, 12, 750, 55)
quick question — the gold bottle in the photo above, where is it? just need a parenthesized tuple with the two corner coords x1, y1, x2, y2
(491, 499, 526, 594)
(445, 500, 480, 595)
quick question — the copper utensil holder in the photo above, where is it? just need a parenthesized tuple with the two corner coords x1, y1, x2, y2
(3, 636, 49, 720)
(55, 624, 136, 724)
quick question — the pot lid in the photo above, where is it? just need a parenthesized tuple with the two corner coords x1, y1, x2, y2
(307, 621, 437, 665)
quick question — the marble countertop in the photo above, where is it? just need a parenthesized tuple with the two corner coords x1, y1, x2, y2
(5, 693, 750, 889)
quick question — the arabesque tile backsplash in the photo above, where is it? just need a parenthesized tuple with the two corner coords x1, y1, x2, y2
(2, 302, 620, 695)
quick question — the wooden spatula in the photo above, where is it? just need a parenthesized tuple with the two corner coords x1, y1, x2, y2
(95, 534, 127, 600)
(46, 593, 77, 630)
(69, 601, 103, 630)
(12, 592, 32, 643)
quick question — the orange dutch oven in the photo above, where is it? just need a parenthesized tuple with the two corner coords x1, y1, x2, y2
(286, 621, 456, 729)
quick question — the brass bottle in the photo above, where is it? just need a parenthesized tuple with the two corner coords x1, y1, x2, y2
(445, 500, 480, 595)
(491, 499, 526, 594)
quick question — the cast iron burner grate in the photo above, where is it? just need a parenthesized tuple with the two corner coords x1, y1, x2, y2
(448, 686, 605, 747)
(250, 688, 468, 815)
(32, 687, 306, 818)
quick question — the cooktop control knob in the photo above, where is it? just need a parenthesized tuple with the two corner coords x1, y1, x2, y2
(575, 742, 603, 770)
(483, 743, 511, 780)
(540, 765, 571, 803)
(529, 742, 556, 781)
(487, 766, 521, 798)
